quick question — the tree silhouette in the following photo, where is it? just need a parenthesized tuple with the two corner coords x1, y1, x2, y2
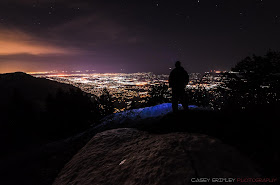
(98, 88, 114, 117)
(186, 88, 209, 107)
(232, 50, 280, 87)
(45, 88, 100, 138)
(146, 84, 170, 106)
(225, 50, 280, 111)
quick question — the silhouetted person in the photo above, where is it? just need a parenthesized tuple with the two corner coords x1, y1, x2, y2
(169, 61, 189, 112)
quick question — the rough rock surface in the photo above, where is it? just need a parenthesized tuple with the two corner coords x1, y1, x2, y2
(53, 128, 260, 185)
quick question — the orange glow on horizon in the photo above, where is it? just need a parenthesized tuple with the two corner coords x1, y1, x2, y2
(0, 29, 71, 55)
(0, 28, 82, 74)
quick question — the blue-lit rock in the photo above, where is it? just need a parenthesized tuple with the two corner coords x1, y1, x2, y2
(99, 103, 199, 126)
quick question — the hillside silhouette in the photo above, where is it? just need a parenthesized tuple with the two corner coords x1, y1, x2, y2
(0, 72, 115, 185)
(0, 72, 78, 111)
(0, 72, 96, 144)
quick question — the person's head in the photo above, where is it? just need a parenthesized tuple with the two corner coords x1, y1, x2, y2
(175, 61, 181, 68)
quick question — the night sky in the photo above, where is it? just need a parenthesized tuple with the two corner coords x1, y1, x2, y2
(0, 0, 280, 74)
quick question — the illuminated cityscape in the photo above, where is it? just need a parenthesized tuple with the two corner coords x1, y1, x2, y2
(32, 72, 167, 96)
(30, 71, 232, 112)
(31, 72, 167, 112)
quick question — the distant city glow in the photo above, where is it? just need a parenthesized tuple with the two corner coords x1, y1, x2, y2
(30, 69, 280, 112)
(31, 71, 231, 112)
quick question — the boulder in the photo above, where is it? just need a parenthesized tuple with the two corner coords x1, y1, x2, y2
(53, 128, 260, 185)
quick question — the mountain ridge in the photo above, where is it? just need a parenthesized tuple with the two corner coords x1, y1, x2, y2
(0, 72, 78, 112)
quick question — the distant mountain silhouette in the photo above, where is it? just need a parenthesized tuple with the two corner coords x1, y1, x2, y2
(0, 72, 101, 156)
(0, 72, 78, 112)
(0, 72, 99, 185)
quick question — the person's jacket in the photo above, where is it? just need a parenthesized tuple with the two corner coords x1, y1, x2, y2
(169, 66, 189, 89)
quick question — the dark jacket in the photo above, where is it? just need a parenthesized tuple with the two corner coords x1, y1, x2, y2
(169, 66, 189, 90)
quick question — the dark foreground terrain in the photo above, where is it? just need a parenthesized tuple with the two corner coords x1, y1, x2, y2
(1, 108, 279, 185)
(96, 108, 280, 178)
(0, 72, 279, 185)
(53, 128, 260, 185)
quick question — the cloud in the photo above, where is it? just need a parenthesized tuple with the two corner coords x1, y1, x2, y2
(51, 14, 125, 43)
(0, 5, 147, 73)
(49, 12, 145, 48)
(6, 0, 66, 4)
(0, 28, 79, 55)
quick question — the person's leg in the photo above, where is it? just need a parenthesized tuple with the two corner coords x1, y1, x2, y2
(181, 95, 189, 110)
(182, 91, 189, 110)
(172, 91, 179, 112)
(178, 89, 188, 110)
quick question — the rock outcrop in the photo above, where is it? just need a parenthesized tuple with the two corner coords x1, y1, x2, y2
(54, 128, 260, 185)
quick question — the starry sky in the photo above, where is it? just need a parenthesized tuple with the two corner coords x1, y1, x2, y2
(0, 0, 280, 74)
